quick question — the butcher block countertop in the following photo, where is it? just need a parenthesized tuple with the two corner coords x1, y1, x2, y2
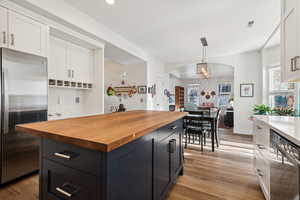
(16, 110, 187, 152)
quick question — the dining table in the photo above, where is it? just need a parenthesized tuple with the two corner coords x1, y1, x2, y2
(184, 110, 219, 152)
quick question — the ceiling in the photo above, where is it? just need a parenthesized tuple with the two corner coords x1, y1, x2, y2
(104, 43, 145, 65)
(170, 63, 234, 80)
(64, 0, 281, 64)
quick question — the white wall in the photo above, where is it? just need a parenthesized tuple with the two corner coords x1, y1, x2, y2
(146, 59, 169, 111)
(234, 51, 262, 134)
(104, 60, 147, 113)
(166, 50, 263, 135)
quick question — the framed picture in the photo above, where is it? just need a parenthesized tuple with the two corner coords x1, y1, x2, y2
(137, 85, 147, 94)
(240, 83, 254, 97)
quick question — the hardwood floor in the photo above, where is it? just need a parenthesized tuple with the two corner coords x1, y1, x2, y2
(0, 129, 264, 200)
(167, 129, 265, 200)
(0, 174, 38, 200)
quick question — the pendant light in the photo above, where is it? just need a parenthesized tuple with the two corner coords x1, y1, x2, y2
(196, 37, 209, 78)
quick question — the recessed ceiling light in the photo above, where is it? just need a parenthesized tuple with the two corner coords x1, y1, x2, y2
(105, 0, 115, 5)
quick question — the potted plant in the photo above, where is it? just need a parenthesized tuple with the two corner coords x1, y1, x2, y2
(272, 107, 296, 116)
(253, 104, 271, 115)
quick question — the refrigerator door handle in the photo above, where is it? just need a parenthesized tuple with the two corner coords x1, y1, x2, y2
(2, 69, 9, 134)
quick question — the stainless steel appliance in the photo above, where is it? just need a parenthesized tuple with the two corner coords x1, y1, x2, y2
(270, 130, 300, 200)
(0, 48, 47, 184)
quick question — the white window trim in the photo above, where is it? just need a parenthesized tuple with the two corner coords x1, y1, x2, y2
(267, 64, 296, 108)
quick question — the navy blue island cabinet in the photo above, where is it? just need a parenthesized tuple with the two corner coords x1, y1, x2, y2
(39, 119, 184, 200)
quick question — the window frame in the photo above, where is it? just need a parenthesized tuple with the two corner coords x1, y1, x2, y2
(266, 64, 296, 108)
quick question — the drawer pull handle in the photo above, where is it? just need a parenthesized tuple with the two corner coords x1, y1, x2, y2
(169, 139, 176, 153)
(54, 152, 71, 159)
(10, 33, 14, 46)
(56, 187, 72, 197)
(257, 126, 262, 130)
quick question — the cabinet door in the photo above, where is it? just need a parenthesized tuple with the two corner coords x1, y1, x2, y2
(8, 11, 47, 57)
(87, 51, 94, 83)
(281, 0, 300, 81)
(108, 137, 153, 200)
(282, 7, 298, 81)
(49, 37, 68, 80)
(0, 6, 8, 48)
(69, 43, 91, 83)
(155, 135, 173, 200)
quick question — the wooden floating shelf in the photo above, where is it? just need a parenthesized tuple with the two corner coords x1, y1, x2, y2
(48, 79, 92, 90)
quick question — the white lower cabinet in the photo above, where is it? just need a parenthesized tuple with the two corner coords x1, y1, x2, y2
(254, 150, 270, 200)
(253, 119, 270, 200)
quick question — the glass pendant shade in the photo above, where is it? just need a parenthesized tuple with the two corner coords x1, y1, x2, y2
(196, 63, 208, 78)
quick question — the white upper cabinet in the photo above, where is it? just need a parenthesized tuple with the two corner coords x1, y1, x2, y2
(8, 11, 47, 57)
(49, 37, 68, 80)
(49, 36, 93, 84)
(281, 0, 300, 82)
(69, 43, 92, 83)
(0, 6, 8, 48)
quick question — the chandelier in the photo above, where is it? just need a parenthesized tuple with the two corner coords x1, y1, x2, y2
(196, 37, 209, 78)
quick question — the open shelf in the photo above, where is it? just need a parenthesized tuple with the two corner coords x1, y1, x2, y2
(48, 79, 92, 90)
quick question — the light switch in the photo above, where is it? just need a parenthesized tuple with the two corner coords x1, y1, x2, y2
(75, 97, 80, 104)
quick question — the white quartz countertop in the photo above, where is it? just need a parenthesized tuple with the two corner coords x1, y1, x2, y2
(253, 115, 300, 146)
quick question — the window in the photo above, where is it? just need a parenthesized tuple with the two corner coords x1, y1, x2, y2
(268, 66, 295, 108)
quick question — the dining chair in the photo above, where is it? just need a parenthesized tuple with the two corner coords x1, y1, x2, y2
(201, 108, 221, 149)
(184, 116, 206, 152)
(198, 107, 211, 115)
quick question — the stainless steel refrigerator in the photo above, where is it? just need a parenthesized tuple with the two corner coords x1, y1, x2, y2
(0, 48, 47, 184)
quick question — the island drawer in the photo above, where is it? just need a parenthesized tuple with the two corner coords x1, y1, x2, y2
(42, 159, 101, 200)
(156, 119, 183, 141)
(42, 138, 102, 177)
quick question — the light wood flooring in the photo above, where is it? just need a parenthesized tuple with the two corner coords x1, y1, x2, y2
(0, 129, 264, 200)
(167, 129, 265, 200)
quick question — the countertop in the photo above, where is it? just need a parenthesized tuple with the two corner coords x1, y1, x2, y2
(253, 115, 300, 146)
(16, 110, 187, 152)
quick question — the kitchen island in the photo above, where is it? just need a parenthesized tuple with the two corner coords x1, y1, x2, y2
(16, 110, 187, 200)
